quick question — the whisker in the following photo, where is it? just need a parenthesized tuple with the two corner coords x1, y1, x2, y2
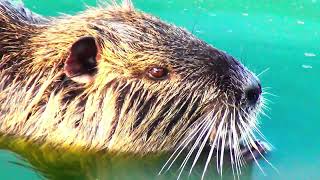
(262, 98, 274, 105)
(250, 126, 272, 148)
(262, 86, 272, 90)
(201, 109, 228, 180)
(257, 67, 270, 77)
(262, 92, 278, 97)
(239, 119, 278, 173)
(228, 127, 236, 179)
(188, 111, 219, 175)
(233, 110, 244, 178)
(260, 109, 271, 119)
(177, 118, 212, 180)
(216, 124, 222, 174)
(219, 123, 228, 177)
(261, 104, 271, 111)
(159, 118, 207, 174)
(238, 122, 266, 175)
(228, 108, 239, 180)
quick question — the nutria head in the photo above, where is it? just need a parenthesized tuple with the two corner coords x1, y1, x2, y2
(0, 0, 269, 177)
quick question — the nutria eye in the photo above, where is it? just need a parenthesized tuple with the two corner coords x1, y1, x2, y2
(147, 67, 169, 80)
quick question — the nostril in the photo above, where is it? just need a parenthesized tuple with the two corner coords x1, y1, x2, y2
(245, 84, 262, 105)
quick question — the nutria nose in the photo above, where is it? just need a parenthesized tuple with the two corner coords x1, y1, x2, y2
(245, 83, 262, 105)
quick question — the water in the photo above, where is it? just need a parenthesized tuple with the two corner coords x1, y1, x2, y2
(0, 0, 319, 179)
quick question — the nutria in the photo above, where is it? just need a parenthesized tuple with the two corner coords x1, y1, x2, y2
(0, 0, 271, 177)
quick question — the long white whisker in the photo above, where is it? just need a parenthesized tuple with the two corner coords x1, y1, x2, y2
(262, 97, 274, 104)
(250, 125, 273, 149)
(188, 112, 218, 175)
(257, 67, 270, 77)
(233, 109, 243, 179)
(238, 121, 266, 175)
(177, 118, 213, 180)
(262, 92, 278, 97)
(260, 109, 271, 119)
(201, 109, 228, 180)
(228, 114, 237, 180)
(261, 105, 271, 111)
(262, 86, 272, 90)
(159, 118, 207, 174)
(239, 119, 278, 173)
(229, 135, 236, 180)
(219, 123, 228, 177)
(216, 124, 222, 174)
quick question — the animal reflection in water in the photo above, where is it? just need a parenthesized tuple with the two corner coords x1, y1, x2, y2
(0, 136, 257, 180)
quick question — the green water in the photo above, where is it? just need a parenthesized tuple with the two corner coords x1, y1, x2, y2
(0, 0, 319, 179)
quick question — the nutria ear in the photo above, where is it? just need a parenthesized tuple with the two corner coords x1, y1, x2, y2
(64, 36, 100, 84)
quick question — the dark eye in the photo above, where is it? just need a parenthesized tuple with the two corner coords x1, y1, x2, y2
(147, 67, 169, 80)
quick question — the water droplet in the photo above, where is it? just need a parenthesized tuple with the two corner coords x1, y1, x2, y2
(209, 13, 217, 17)
(195, 30, 204, 34)
(242, 13, 249, 16)
(227, 29, 233, 33)
(297, 20, 305, 25)
(304, 53, 316, 57)
(302, 65, 313, 69)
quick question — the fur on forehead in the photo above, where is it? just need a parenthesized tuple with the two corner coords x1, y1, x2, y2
(98, 0, 134, 10)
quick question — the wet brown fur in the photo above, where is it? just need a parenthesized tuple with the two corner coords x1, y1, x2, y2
(0, 0, 263, 161)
